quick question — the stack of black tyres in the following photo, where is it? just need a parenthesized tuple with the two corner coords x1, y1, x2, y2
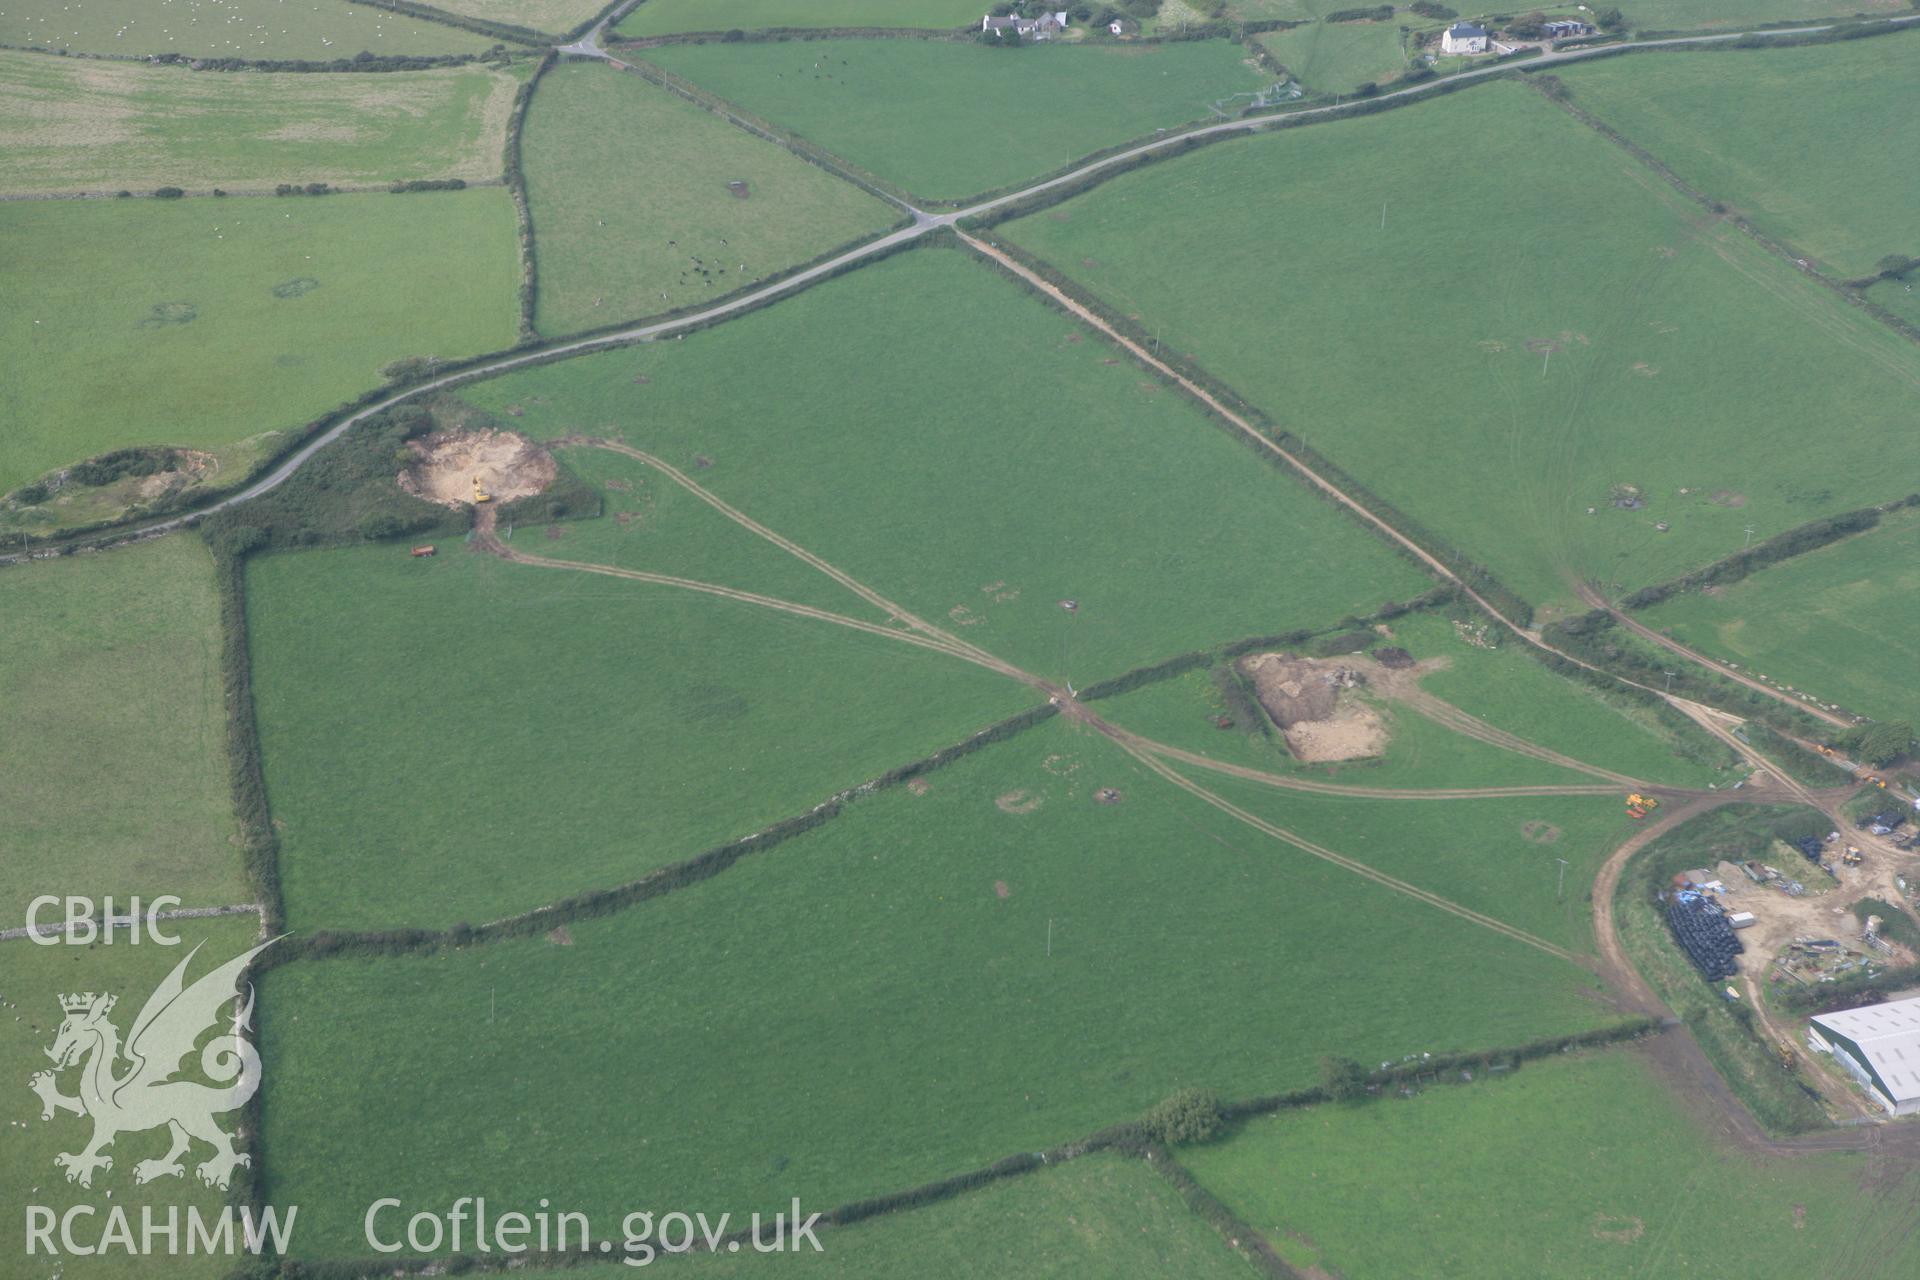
(1666, 893, 1743, 980)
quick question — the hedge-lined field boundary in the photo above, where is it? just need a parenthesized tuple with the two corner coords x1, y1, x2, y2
(1076, 587, 1452, 703)
(1544, 610, 1831, 739)
(608, 52, 916, 208)
(506, 51, 558, 342)
(1532, 52, 1920, 346)
(961, 235, 1537, 626)
(1620, 496, 1919, 610)
(209, 548, 287, 934)
(0, 44, 519, 70)
(613, 24, 966, 47)
(262, 1022, 1659, 1276)
(1149, 1148, 1301, 1279)
(258, 700, 1059, 964)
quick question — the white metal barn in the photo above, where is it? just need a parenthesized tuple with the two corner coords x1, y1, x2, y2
(1808, 996, 1920, 1115)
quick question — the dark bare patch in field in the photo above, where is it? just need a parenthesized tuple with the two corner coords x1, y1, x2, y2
(1522, 820, 1563, 844)
(727, 180, 750, 199)
(140, 301, 197, 327)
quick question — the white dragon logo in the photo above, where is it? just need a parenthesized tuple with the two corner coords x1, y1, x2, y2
(28, 938, 278, 1190)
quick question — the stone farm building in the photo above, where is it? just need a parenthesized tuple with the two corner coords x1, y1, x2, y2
(983, 11, 1069, 39)
(1808, 996, 1920, 1115)
(1440, 21, 1489, 53)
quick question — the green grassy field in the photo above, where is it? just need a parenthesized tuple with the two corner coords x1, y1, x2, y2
(1637, 505, 1920, 729)
(1256, 19, 1408, 94)
(517, 1153, 1251, 1277)
(515, 443, 906, 618)
(0, 536, 243, 922)
(407, 0, 604, 34)
(0, 52, 524, 195)
(616, 0, 983, 36)
(1612, 0, 1912, 29)
(1097, 663, 1602, 791)
(1394, 609, 1736, 784)
(0, 916, 263, 1279)
(642, 38, 1271, 200)
(463, 247, 1432, 680)
(0, 0, 505, 57)
(1182, 1047, 1920, 1279)
(260, 716, 1616, 1256)
(1095, 608, 1731, 791)
(1867, 274, 1920, 327)
(1000, 79, 1920, 614)
(249, 540, 1035, 930)
(521, 61, 896, 337)
(1205, 774, 1637, 953)
(1558, 33, 1920, 277)
(0, 189, 519, 503)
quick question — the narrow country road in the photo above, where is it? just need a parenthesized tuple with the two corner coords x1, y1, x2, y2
(11, 12, 1913, 565)
(16, 7, 1917, 1159)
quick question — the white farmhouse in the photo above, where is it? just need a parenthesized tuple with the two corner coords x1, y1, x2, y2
(982, 10, 1070, 39)
(1440, 20, 1489, 53)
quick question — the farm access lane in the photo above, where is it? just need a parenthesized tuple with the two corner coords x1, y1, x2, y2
(1577, 583, 1855, 729)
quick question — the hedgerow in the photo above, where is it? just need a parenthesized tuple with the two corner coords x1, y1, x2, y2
(1622, 498, 1917, 610)
(505, 51, 558, 343)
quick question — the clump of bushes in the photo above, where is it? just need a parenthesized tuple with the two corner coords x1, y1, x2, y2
(1320, 1055, 1371, 1100)
(1835, 721, 1915, 768)
(70, 447, 173, 488)
(1141, 1088, 1224, 1145)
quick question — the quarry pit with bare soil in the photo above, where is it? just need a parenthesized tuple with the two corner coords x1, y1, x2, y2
(1235, 652, 1392, 762)
(397, 429, 556, 509)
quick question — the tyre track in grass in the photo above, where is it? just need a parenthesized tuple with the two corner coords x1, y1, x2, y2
(488, 530, 1608, 953)
(1116, 740, 1580, 962)
(554, 436, 1015, 671)
(538, 442, 1667, 802)
(1394, 685, 1650, 786)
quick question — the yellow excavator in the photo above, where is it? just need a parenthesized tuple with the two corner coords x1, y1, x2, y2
(472, 474, 491, 504)
(1626, 793, 1659, 820)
